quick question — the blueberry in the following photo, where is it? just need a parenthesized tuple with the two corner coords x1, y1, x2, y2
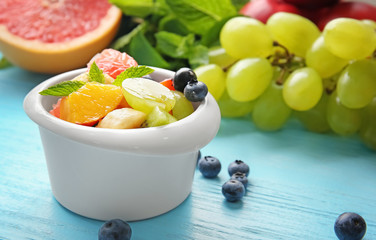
(228, 160, 249, 177)
(334, 212, 366, 240)
(198, 156, 221, 178)
(230, 172, 248, 188)
(98, 219, 132, 240)
(222, 179, 245, 202)
(173, 67, 197, 92)
(184, 81, 208, 102)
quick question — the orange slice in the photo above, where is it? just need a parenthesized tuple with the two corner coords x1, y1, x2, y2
(60, 82, 123, 126)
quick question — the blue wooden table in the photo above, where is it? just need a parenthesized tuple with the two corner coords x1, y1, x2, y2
(1, 62, 375, 240)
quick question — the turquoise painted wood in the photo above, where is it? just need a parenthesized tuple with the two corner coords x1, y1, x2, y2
(0, 64, 375, 240)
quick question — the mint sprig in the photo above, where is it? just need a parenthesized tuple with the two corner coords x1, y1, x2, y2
(89, 61, 105, 83)
(113, 66, 155, 86)
(39, 80, 86, 96)
(39, 65, 154, 96)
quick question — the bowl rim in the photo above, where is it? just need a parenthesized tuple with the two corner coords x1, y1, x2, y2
(23, 67, 221, 155)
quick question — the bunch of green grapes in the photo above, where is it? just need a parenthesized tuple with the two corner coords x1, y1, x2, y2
(194, 13, 376, 150)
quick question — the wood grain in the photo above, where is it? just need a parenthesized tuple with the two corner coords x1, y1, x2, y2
(0, 66, 375, 240)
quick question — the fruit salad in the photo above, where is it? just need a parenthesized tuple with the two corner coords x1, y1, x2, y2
(39, 49, 208, 129)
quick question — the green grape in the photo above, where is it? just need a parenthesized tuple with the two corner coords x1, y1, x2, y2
(217, 89, 256, 118)
(194, 64, 226, 100)
(359, 97, 376, 150)
(305, 36, 348, 78)
(144, 106, 177, 127)
(122, 78, 176, 114)
(226, 58, 273, 102)
(362, 19, 376, 30)
(171, 91, 194, 120)
(323, 18, 376, 60)
(283, 67, 323, 111)
(337, 59, 376, 109)
(294, 92, 330, 133)
(220, 16, 273, 59)
(208, 46, 237, 69)
(252, 81, 291, 131)
(326, 91, 362, 136)
(266, 12, 320, 57)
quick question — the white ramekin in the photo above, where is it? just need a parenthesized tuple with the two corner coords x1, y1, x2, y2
(24, 67, 221, 221)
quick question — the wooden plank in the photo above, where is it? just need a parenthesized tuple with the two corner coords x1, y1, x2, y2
(0, 66, 375, 239)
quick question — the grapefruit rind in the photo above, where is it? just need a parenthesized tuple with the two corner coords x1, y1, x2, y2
(0, 6, 122, 74)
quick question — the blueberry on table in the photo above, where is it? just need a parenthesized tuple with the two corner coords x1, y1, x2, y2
(334, 212, 366, 240)
(173, 67, 197, 92)
(228, 160, 250, 177)
(184, 81, 208, 102)
(222, 179, 245, 202)
(198, 156, 221, 178)
(230, 172, 248, 188)
(98, 219, 132, 240)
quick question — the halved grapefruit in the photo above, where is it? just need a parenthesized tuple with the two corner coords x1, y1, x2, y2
(0, 0, 122, 74)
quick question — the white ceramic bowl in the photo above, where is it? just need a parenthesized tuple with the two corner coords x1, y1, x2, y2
(24, 67, 221, 221)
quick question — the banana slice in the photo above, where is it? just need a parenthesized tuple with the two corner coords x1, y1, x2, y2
(97, 108, 146, 129)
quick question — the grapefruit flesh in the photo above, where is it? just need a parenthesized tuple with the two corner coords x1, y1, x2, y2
(0, 0, 122, 74)
(88, 48, 138, 79)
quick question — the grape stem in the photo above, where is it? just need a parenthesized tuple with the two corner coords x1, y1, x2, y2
(268, 41, 304, 85)
(275, 68, 288, 86)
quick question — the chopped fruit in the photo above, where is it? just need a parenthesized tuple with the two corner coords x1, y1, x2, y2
(41, 49, 199, 129)
(49, 98, 62, 118)
(60, 82, 123, 126)
(71, 72, 115, 84)
(184, 80, 208, 102)
(117, 97, 131, 109)
(144, 106, 177, 127)
(160, 78, 175, 91)
(171, 91, 194, 120)
(97, 108, 146, 129)
(88, 49, 138, 79)
(173, 67, 197, 92)
(122, 78, 176, 114)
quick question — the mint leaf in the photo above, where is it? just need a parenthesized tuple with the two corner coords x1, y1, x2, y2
(128, 31, 170, 69)
(89, 61, 105, 83)
(188, 44, 209, 69)
(155, 31, 208, 68)
(113, 66, 155, 87)
(112, 22, 147, 51)
(39, 81, 86, 96)
(109, 0, 168, 18)
(165, 0, 237, 36)
(158, 15, 190, 36)
(155, 32, 195, 59)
